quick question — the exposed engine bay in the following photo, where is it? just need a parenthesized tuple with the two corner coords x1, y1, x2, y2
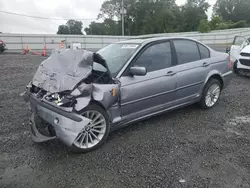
(28, 49, 120, 109)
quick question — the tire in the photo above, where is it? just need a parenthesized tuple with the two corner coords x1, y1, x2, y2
(199, 78, 222, 109)
(71, 104, 110, 153)
(233, 60, 239, 75)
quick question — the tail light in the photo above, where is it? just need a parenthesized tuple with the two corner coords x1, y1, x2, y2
(228, 57, 232, 70)
(0, 40, 5, 46)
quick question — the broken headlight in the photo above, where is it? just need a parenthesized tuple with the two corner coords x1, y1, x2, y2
(45, 92, 75, 107)
(44, 83, 92, 107)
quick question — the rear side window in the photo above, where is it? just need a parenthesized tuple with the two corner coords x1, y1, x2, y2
(173, 40, 200, 64)
(134, 42, 172, 72)
(198, 43, 210, 59)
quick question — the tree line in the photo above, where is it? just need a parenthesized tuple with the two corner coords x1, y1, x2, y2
(57, 0, 250, 35)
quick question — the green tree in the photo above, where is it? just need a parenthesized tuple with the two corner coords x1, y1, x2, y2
(57, 20, 83, 35)
(198, 19, 211, 32)
(85, 19, 120, 35)
(213, 0, 237, 21)
(57, 25, 70, 34)
(209, 16, 221, 29)
(95, 0, 181, 35)
(214, 0, 250, 23)
(84, 0, 214, 35)
(181, 0, 210, 31)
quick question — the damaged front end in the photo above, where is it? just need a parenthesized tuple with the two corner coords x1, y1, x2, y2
(23, 49, 120, 147)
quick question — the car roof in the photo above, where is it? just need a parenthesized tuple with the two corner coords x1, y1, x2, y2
(117, 36, 199, 45)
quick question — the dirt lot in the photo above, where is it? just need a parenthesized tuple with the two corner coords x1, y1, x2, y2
(0, 54, 250, 188)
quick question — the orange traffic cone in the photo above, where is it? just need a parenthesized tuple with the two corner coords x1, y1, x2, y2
(22, 43, 30, 55)
(41, 43, 46, 56)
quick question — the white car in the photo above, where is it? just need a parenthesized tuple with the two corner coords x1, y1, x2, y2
(230, 36, 250, 75)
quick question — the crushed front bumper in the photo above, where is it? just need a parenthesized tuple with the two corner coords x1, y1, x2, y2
(28, 94, 91, 147)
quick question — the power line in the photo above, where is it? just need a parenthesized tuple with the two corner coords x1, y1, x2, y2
(0, 10, 96, 21)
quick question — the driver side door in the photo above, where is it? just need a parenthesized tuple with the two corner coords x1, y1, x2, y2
(119, 41, 177, 121)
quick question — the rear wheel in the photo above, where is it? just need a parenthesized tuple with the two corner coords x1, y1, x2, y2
(71, 104, 110, 153)
(199, 78, 222, 109)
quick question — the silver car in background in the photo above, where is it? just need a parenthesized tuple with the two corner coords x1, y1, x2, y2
(24, 37, 233, 153)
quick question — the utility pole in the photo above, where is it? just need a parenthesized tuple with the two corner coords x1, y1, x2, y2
(121, 0, 125, 36)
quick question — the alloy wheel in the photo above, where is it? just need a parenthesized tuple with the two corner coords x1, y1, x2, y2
(205, 84, 221, 107)
(74, 110, 106, 149)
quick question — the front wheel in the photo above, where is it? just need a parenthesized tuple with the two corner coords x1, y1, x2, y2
(71, 104, 110, 153)
(199, 78, 222, 109)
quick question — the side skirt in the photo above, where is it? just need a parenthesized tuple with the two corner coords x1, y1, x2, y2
(110, 99, 199, 131)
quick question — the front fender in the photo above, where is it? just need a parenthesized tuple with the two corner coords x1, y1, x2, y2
(92, 83, 121, 110)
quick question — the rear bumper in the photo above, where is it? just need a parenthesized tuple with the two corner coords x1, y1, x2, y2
(28, 94, 91, 147)
(222, 71, 233, 89)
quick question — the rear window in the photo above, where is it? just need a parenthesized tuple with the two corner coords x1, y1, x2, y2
(198, 43, 210, 59)
(173, 40, 200, 64)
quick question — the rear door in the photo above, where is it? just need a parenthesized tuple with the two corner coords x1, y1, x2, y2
(172, 39, 210, 105)
(230, 36, 249, 62)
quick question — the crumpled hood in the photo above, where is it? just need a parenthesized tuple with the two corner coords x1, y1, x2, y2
(32, 49, 94, 93)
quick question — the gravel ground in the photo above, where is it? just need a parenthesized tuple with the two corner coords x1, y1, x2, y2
(1, 54, 250, 188)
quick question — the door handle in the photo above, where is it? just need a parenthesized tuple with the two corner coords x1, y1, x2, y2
(166, 71, 176, 76)
(202, 62, 210, 67)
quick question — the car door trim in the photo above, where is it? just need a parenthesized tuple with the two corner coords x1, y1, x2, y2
(121, 89, 176, 107)
(121, 71, 171, 87)
(121, 81, 202, 107)
(119, 94, 198, 127)
(176, 81, 204, 91)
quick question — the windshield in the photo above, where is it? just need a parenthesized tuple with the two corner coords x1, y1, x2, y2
(96, 43, 140, 77)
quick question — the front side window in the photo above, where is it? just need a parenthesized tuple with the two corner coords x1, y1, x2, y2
(133, 42, 172, 72)
(96, 43, 140, 77)
(173, 40, 200, 64)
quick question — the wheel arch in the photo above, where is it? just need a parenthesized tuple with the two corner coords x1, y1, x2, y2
(89, 100, 115, 123)
(78, 99, 119, 125)
(204, 71, 224, 90)
(89, 100, 106, 111)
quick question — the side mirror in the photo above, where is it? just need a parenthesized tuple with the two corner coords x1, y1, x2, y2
(129, 66, 147, 76)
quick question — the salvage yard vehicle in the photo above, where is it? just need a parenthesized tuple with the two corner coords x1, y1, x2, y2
(230, 36, 250, 75)
(23, 37, 233, 153)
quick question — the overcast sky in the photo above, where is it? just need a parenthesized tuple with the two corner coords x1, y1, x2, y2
(0, 0, 216, 34)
